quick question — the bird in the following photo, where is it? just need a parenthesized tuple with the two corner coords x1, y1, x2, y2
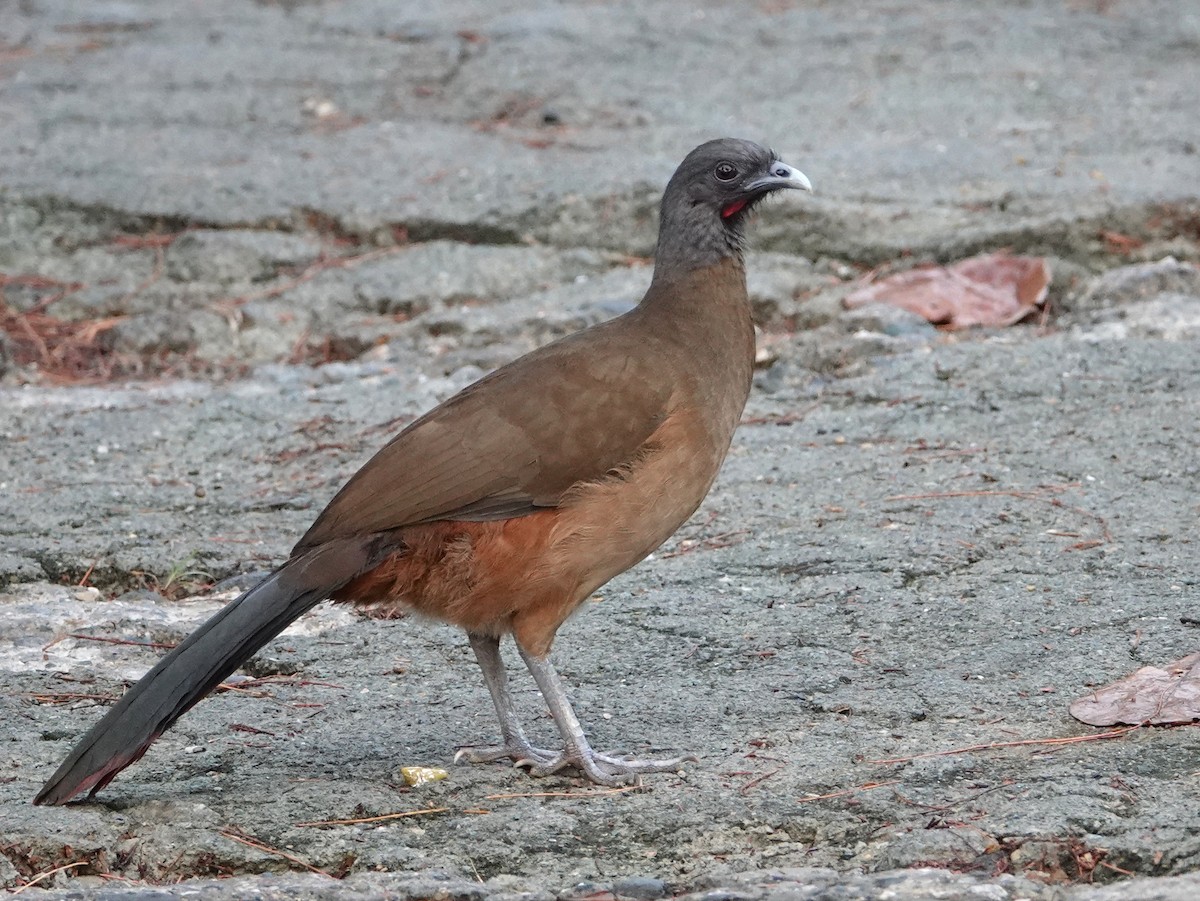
(34, 138, 812, 805)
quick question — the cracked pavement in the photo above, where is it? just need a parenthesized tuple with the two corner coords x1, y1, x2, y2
(1, 0, 1199, 898)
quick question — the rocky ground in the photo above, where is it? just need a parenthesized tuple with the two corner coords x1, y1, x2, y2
(1, 0, 1199, 898)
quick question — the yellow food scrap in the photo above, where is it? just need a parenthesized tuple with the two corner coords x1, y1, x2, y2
(400, 766, 449, 787)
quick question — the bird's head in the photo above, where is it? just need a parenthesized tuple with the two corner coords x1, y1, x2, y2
(656, 138, 812, 270)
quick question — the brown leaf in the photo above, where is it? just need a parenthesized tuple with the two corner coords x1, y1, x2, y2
(1069, 652, 1200, 726)
(844, 253, 1050, 328)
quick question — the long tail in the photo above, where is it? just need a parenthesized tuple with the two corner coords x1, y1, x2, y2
(34, 537, 388, 806)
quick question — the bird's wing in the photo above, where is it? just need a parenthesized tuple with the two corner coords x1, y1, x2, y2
(292, 316, 675, 554)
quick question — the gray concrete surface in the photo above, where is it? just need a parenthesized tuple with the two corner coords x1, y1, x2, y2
(2, 0, 1199, 897)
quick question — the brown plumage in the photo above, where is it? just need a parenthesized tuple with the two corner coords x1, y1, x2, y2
(35, 138, 811, 805)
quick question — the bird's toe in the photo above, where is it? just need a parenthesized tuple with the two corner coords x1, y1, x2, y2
(590, 751, 697, 774)
(456, 742, 560, 769)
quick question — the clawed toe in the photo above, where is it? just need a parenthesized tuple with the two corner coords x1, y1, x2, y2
(520, 749, 634, 786)
(458, 743, 693, 785)
(456, 743, 561, 769)
(520, 747, 693, 785)
(455, 745, 512, 764)
(590, 751, 698, 774)
(513, 753, 573, 776)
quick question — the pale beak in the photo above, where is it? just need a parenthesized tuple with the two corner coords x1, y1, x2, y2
(748, 161, 813, 194)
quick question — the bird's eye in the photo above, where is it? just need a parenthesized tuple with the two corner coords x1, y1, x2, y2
(714, 162, 738, 182)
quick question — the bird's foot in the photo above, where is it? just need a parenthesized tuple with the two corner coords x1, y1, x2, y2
(455, 740, 561, 771)
(523, 746, 697, 786)
(456, 740, 694, 785)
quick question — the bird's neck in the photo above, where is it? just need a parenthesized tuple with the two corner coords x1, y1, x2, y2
(639, 203, 752, 349)
(652, 202, 745, 278)
(636, 256, 755, 435)
(638, 255, 750, 330)
(648, 254, 739, 307)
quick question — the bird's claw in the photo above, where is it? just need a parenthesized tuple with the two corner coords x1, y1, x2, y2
(455, 742, 560, 769)
(458, 742, 694, 785)
(514, 753, 572, 774)
(518, 748, 696, 786)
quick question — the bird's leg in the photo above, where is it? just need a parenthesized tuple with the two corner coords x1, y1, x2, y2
(454, 633, 562, 770)
(516, 645, 695, 786)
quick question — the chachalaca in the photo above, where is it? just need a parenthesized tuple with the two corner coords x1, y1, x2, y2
(34, 138, 811, 805)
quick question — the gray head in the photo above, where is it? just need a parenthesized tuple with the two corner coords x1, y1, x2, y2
(655, 138, 812, 274)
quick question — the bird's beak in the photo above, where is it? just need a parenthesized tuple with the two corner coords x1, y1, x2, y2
(747, 161, 813, 194)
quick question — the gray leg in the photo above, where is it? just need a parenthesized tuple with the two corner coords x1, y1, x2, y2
(517, 645, 695, 786)
(455, 633, 560, 770)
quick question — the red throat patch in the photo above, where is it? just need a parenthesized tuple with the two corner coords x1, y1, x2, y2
(721, 199, 748, 219)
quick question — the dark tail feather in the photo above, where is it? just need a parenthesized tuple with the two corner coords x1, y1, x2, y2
(34, 537, 386, 806)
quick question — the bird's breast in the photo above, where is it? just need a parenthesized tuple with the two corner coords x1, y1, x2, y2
(547, 406, 731, 594)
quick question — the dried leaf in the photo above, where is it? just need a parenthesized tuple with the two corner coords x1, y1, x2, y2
(1069, 652, 1200, 726)
(844, 253, 1050, 328)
